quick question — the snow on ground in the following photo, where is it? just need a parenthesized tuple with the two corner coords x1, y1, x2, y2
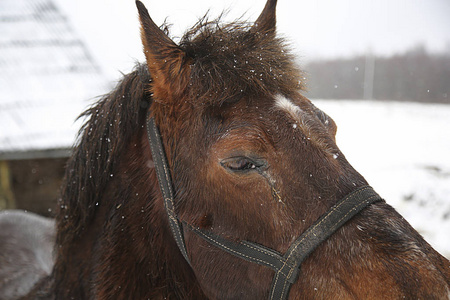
(314, 100, 450, 258)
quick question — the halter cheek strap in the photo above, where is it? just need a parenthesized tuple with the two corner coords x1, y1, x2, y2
(146, 116, 383, 299)
(146, 116, 191, 264)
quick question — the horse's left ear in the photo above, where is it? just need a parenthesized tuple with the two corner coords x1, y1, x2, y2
(136, 0, 190, 101)
(253, 0, 277, 33)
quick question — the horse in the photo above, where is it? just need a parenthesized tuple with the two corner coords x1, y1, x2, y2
(1, 0, 449, 299)
(0, 210, 54, 299)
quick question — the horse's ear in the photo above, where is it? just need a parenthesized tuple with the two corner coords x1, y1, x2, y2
(136, 0, 190, 101)
(253, 0, 277, 34)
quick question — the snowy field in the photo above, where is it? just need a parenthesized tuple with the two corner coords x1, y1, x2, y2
(313, 100, 450, 258)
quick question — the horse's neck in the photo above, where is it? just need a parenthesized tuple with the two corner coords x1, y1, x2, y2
(90, 187, 198, 299)
(48, 134, 205, 299)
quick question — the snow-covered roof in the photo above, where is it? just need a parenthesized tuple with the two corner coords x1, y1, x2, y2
(0, 0, 110, 160)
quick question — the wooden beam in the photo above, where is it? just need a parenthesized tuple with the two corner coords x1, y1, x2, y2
(0, 160, 15, 210)
(0, 148, 72, 161)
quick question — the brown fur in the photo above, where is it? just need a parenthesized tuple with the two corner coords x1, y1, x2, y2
(16, 0, 450, 299)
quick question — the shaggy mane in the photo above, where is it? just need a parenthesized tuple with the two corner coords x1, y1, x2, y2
(56, 64, 151, 246)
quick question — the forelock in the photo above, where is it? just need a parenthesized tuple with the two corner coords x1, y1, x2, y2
(178, 15, 305, 105)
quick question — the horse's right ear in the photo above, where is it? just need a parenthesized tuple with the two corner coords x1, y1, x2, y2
(136, 0, 190, 102)
(253, 0, 277, 34)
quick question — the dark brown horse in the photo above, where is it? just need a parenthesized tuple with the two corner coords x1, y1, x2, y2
(1, 0, 449, 299)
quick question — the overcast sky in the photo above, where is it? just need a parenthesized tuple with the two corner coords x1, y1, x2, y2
(54, 0, 450, 80)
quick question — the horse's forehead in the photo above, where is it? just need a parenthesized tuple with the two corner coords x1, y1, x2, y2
(206, 94, 310, 127)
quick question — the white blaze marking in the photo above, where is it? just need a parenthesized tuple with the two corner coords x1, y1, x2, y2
(275, 94, 303, 122)
(274, 95, 336, 156)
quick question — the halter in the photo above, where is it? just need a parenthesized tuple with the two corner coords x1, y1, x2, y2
(146, 116, 383, 299)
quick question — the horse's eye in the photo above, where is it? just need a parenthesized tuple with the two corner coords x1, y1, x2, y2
(221, 157, 262, 173)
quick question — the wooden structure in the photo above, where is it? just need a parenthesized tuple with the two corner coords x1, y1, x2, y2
(0, 0, 109, 215)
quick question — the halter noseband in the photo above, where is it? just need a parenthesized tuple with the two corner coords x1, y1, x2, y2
(146, 116, 382, 299)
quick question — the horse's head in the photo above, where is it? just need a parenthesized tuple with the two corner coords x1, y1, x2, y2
(137, 0, 367, 297)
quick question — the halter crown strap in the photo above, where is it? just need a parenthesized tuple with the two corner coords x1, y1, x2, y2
(146, 117, 191, 264)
